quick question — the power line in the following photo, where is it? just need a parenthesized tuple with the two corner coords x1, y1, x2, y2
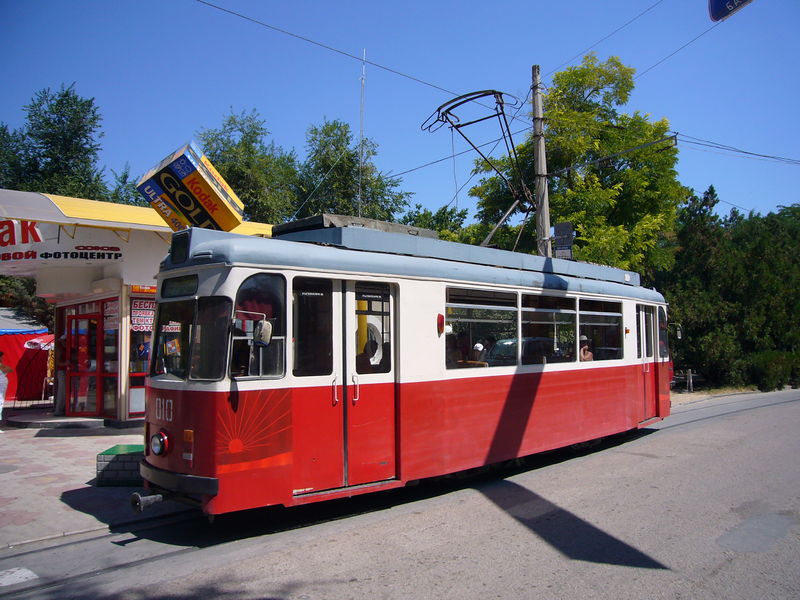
(717, 198, 755, 213)
(397, 130, 799, 190)
(546, 0, 667, 77)
(195, 0, 460, 97)
(548, 135, 677, 178)
(674, 133, 800, 166)
(392, 128, 532, 177)
(635, 21, 723, 80)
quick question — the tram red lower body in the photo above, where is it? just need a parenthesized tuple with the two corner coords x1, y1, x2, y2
(143, 362, 670, 515)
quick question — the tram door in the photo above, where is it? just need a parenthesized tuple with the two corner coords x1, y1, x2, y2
(345, 281, 396, 485)
(292, 278, 396, 495)
(637, 304, 658, 421)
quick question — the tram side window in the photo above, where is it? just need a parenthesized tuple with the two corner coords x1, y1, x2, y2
(579, 299, 623, 361)
(658, 306, 670, 359)
(521, 295, 576, 364)
(355, 283, 392, 374)
(445, 288, 517, 369)
(231, 274, 286, 378)
(293, 278, 333, 377)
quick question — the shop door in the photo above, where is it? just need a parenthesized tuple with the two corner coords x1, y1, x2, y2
(66, 314, 101, 417)
(291, 279, 396, 496)
(637, 304, 658, 421)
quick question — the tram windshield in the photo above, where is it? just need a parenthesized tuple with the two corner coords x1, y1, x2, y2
(151, 297, 232, 381)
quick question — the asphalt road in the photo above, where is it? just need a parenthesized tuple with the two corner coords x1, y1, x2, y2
(1, 389, 798, 599)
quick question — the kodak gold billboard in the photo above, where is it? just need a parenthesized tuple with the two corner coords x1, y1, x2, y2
(137, 142, 244, 231)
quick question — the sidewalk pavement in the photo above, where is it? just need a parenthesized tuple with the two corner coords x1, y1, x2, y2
(0, 409, 189, 549)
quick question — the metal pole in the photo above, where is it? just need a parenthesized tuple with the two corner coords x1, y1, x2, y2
(532, 65, 552, 257)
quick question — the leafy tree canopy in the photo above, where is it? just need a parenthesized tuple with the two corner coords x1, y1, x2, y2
(469, 54, 687, 278)
(197, 109, 299, 224)
(399, 203, 468, 241)
(656, 186, 800, 388)
(295, 119, 410, 222)
(0, 84, 108, 200)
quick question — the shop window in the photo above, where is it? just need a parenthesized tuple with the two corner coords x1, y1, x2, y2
(129, 297, 155, 415)
(130, 298, 155, 375)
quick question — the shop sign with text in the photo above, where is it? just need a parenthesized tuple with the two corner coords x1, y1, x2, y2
(0, 220, 124, 265)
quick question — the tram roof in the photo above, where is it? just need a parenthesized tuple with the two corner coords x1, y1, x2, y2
(272, 214, 640, 287)
(164, 219, 665, 303)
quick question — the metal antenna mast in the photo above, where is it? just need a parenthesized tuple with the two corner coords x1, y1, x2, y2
(358, 49, 366, 217)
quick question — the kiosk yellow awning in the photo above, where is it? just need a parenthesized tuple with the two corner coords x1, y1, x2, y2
(0, 189, 272, 236)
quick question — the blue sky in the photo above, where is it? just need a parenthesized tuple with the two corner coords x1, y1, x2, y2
(1, 0, 797, 221)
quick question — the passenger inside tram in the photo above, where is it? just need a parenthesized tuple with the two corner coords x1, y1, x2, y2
(356, 340, 378, 373)
(579, 335, 594, 361)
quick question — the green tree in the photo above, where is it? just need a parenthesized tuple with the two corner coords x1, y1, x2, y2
(197, 110, 299, 224)
(400, 203, 468, 240)
(0, 275, 53, 330)
(0, 84, 108, 199)
(295, 119, 410, 221)
(470, 54, 686, 278)
(656, 186, 800, 388)
(108, 163, 148, 206)
(656, 186, 733, 382)
(0, 85, 146, 327)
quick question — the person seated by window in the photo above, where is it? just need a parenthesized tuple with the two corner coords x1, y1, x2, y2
(356, 340, 378, 373)
(377, 341, 392, 372)
(445, 334, 462, 368)
(231, 339, 252, 376)
(579, 335, 594, 361)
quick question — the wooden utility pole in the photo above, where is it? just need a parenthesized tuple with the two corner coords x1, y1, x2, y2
(532, 65, 552, 257)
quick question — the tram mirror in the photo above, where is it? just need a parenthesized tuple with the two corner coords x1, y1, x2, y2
(676, 325, 682, 340)
(253, 320, 273, 347)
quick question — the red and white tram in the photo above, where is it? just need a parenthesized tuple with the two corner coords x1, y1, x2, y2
(134, 215, 672, 516)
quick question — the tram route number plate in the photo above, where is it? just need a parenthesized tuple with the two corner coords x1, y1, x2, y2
(155, 397, 174, 422)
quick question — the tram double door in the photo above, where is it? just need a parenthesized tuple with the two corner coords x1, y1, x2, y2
(292, 279, 396, 496)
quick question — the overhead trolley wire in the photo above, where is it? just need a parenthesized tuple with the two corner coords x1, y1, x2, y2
(674, 133, 800, 167)
(635, 21, 723, 80)
(195, 0, 460, 97)
(545, 0, 667, 77)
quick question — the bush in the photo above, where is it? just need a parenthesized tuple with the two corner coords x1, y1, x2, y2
(790, 353, 800, 389)
(747, 351, 796, 392)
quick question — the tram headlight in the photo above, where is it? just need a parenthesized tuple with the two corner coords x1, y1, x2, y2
(150, 430, 170, 456)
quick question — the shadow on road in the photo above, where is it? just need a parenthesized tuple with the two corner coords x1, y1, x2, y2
(477, 479, 668, 569)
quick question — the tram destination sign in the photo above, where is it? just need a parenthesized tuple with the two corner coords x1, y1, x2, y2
(137, 141, 244, 232)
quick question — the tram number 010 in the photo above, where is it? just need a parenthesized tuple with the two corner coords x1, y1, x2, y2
(155, 397, 174, 422)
